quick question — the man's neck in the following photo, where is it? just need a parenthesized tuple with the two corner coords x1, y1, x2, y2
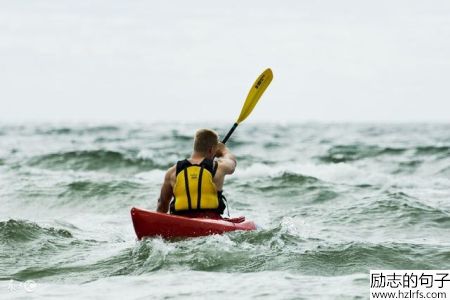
(190, 152, 206, 161)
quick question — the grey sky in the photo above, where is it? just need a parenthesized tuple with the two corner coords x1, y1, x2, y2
(1, 0, 449, 123)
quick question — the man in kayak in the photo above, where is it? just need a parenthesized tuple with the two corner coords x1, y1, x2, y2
(156, 129, 237, 218)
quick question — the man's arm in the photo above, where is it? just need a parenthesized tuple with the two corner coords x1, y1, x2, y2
(156, 166, 175, 213)
(216, 143, 237, 175)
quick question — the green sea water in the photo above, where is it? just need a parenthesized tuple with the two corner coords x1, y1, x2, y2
(1, 122, 449, 299)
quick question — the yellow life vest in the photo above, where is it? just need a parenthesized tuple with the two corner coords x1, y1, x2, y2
(171, 159, 224, 213)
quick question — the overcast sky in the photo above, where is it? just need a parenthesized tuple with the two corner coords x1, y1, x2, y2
(1, 0, 449, 123)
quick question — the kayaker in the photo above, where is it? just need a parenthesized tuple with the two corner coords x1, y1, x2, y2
(156, 129, 237, 218)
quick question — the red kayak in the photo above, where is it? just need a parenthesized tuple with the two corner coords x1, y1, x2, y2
(131, 207, 256, 239)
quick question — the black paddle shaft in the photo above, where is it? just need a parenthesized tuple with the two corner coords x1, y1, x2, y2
(221, 123, 238, 144)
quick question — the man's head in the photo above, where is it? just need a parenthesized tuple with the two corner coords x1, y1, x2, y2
(194, 129, 219, 159)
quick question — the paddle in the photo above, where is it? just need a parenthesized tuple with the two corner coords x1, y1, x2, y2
(221, 68, 273, 144)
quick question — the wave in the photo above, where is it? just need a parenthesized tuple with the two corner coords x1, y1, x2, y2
(232, 162, 375, 196)
(1, 219, 104, 282)
(0, 219, 72, 243)
(263, 142, 282, 149)
(94, 137, 128, 143)
(393, 160, 423, 174)
(58, 180, 144, 199)
(259, 172, 339, 202)
(102, 227, 307, 275)
(437, 164, 450, 176)
(415, 145, 450, 155)
(293, 242, 448, 274)
(35, 125, 120, 135)
(319, 144, 450, 163)
(273, 172, 319, 185)
(169, 129, 193, 142)
(4, 221, 448, 282)
(338, 191, 450, 227)
(26, 150, 166, 172)
(234, 164, 322, 182)
(318, 144, 406, 163)
(81, 230, 448, 277)
(379, 191, 448, 218)
(235, 171, 323, 194)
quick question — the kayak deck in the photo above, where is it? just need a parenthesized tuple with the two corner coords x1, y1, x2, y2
(131, 207, 256, 239)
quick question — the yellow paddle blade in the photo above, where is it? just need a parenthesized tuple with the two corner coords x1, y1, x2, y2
(236, 68, 273, 124)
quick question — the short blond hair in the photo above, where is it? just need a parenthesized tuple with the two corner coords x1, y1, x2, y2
(194, 129, 219, 153)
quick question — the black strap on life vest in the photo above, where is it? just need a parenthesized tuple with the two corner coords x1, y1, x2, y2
(197, 166, 204, 210)
(217, 190, 227, 215)
(176, 159, 191, 175)
(183, 168, 192, 210)
(221, 193, 229, 217)
(176, 158, 216, 176)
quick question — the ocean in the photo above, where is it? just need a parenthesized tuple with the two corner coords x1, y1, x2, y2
(1, 122, 449, 299)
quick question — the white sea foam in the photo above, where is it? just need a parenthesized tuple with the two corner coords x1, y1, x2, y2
(233, 161, 391, 186)
(134, 169, 166, 183)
